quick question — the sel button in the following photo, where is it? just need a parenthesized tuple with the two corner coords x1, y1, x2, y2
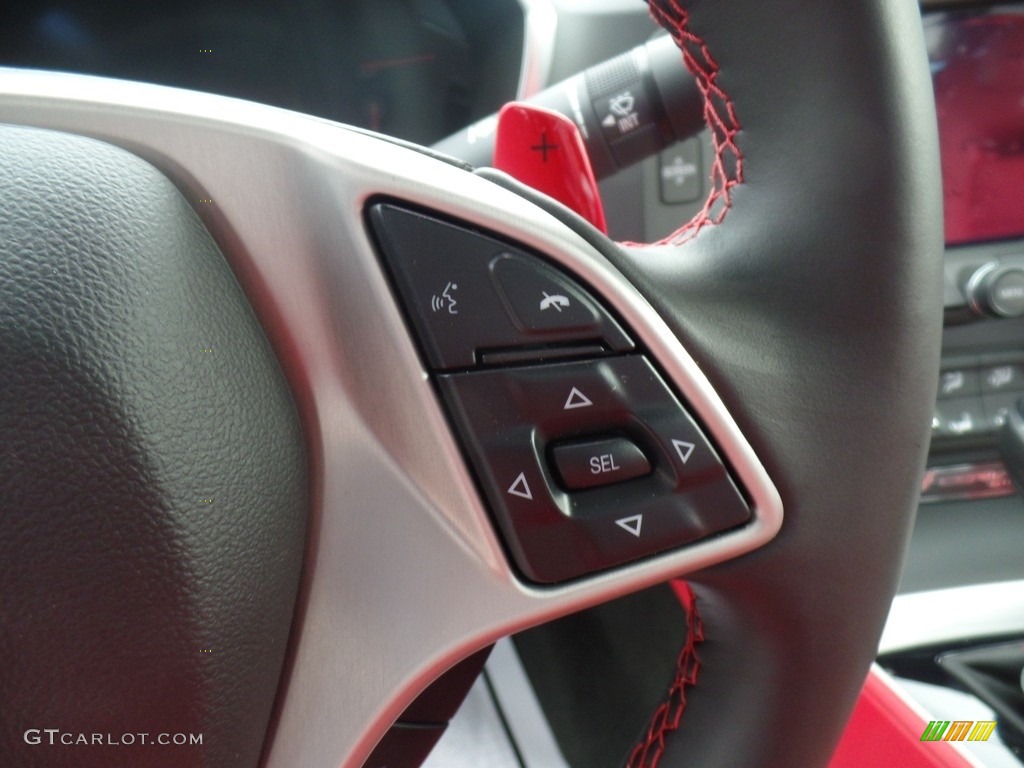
(552, 437, 651, 491)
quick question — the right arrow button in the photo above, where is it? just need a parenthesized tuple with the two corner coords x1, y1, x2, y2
(644, 404, 724, 486)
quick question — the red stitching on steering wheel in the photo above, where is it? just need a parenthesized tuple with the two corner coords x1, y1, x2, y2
(622, 5, 732, 761)
(625, 580, 705, 768)
(634, 0, 744, 246)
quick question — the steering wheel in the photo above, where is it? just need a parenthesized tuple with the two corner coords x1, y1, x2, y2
(0, 0, 943, 766)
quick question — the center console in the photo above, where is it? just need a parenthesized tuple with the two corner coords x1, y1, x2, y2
(927, 7, 1024, 509)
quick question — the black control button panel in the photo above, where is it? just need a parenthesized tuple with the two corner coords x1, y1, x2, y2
(982, 392, 1020, 431)
(370, 204, 633, 369)
(938, 367, 980, 399)
(934, 396, 987, 438)
(371, 203, 757, 583)
(438, 355, 751, 583)
(980, 361, 1024, 393)
(933, 353, 1024, 439)
(551, 436, 651, 490)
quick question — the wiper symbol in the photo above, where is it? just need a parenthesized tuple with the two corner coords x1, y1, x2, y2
(539, 292, 570, 312)
(430, 282, 459, 315)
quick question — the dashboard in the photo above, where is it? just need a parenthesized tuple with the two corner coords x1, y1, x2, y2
(930, 7, 1024, 246)
(926, 6, 1024, 507)
(0, 0, 524, 146)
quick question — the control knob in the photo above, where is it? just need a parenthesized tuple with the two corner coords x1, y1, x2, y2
(967, 262, 1024, 318)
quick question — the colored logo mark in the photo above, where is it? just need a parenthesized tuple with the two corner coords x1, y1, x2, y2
(920, 720, 996, 742)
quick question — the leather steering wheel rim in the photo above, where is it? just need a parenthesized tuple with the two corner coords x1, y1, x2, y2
(0, 0, 942, 766)
(619, 1, 943, 764)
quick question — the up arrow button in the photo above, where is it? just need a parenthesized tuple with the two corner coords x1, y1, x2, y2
(563, 387, 593, 410)
(507, 472, 533, 500)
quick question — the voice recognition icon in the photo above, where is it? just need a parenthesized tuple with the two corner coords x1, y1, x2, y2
(431, 282, 459, 315)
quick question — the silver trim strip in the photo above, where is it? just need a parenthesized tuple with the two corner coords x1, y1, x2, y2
(879, 581, 1024, 655)
(0, 69, 782, 767)
(516, 0, 559, 98)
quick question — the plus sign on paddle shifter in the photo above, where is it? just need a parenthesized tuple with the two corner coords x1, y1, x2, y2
(530, 131, 558, 162)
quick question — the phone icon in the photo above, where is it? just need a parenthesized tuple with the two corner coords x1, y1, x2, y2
(539, 291, 570, 312)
